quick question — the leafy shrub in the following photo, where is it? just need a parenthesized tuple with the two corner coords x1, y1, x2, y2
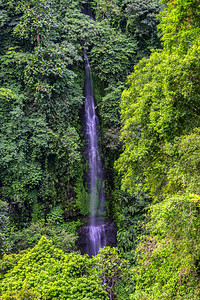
(131, 194, 200, 299)
(1, 289, 38, 299)
(0, 251, 28, 280)
(115, 191, 151, 262)
(92, 247, 134, 300)
(0, 237, 108, 299)
(10, 220, 81, 253)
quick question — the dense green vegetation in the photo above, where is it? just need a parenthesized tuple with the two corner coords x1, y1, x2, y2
(116, 0, 200, 298)
(0, 0, 160, 245)
(1, 0, 200, 298)
(0, 237, 131, 299)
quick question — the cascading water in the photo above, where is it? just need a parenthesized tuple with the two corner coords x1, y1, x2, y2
(78, 0, 117, 257)
(84, 50, 105, 217)
(83, 49, 107, 257)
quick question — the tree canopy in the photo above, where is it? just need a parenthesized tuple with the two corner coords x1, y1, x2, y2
(116, 0, 200, 298)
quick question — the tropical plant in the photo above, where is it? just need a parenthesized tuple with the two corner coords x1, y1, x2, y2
(131, 194, 200, 300)
(0, 237, 108, 299)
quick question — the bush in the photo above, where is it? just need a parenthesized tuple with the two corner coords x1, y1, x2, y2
(131, 194, 200, 299)
(10, 220, 81, 253)
(0, 237, 108, 299)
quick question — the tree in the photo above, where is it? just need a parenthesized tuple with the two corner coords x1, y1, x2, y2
(92, 247, 133, 300)
(116, 38, 200, 198)
(158, 0, 200, 53)
(13, 0, 58, 45)
(89, 24, 137, 84)
(131, 194, 200, 300)
(124, 0, 161, 59)
(90, 0, 121, 28)
(116, 0, 200, 298)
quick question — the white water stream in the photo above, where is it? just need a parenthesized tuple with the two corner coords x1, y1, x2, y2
(84, 49, 106, 257)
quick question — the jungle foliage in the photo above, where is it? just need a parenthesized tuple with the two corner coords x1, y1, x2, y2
(1, 0, 199, 299)
(116, 0, 200, 298)
(0, 237, 131, 299)
(0, 0, 161, 297)
(0, 0, 161, 242)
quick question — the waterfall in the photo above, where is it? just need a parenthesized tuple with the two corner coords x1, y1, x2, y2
(83, 49, 107, 257)
(84, 50, 105, 218)
(78, 1, 117, 257)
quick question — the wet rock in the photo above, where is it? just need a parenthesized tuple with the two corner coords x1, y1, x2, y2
(78, 221, 117, 257)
